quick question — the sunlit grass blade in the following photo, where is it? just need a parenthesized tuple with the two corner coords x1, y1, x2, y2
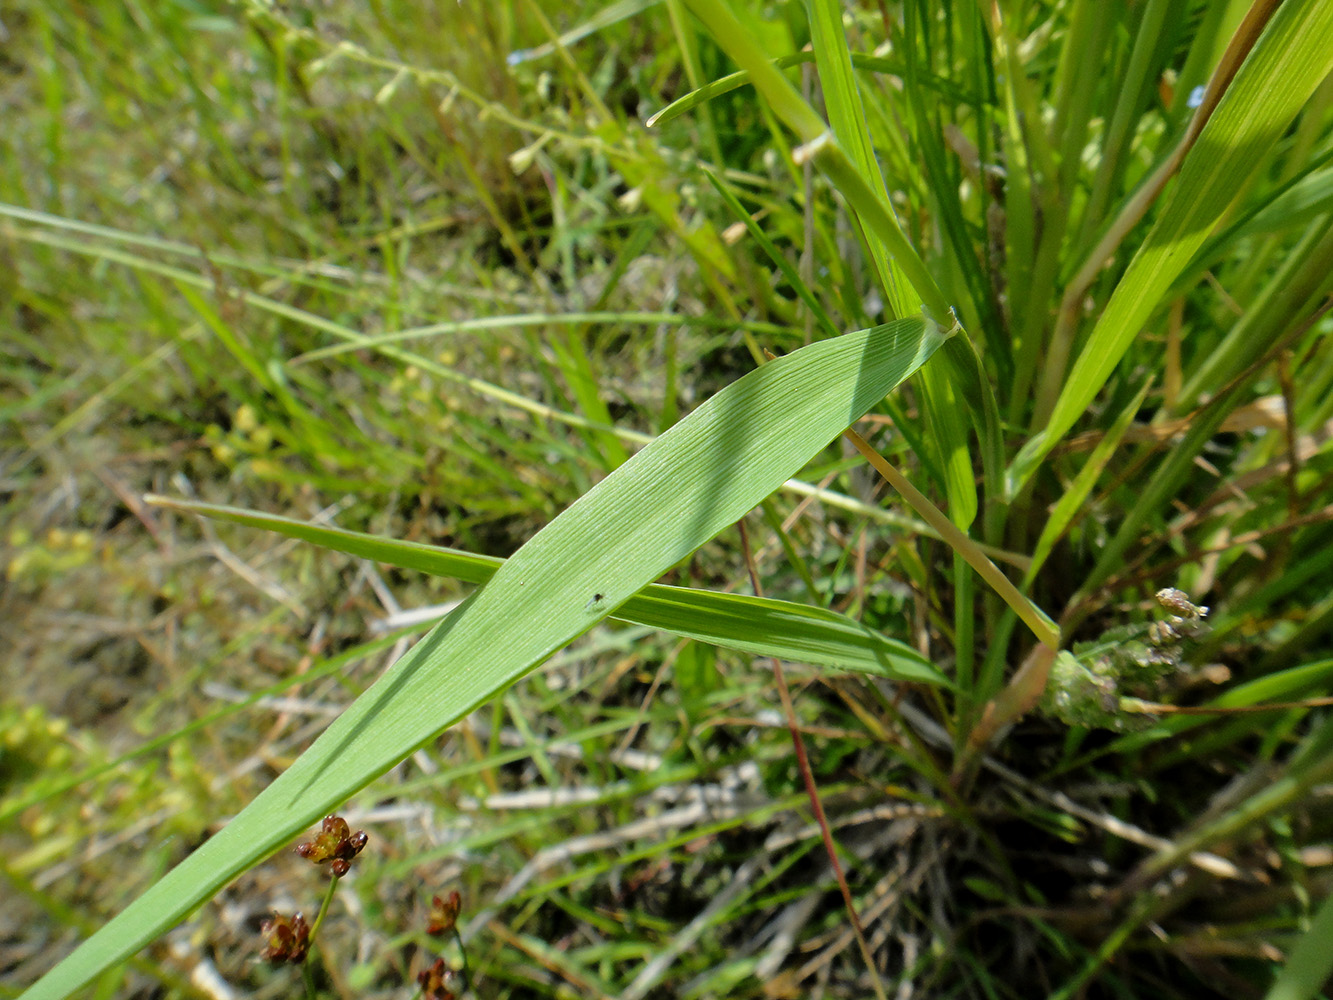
(288, 311, 787, 365)
(20, 317, 945, 1000)
(144, 496, 946, 685)
(806, 0, 907, 313)
(805, 0, 974, 549)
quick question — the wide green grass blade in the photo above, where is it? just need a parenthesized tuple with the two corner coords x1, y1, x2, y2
(20, 317, 945, 1000)
(145, 496, 944, 685)
(805, 0, 973, 539)
(1007, 0, 1333, 496)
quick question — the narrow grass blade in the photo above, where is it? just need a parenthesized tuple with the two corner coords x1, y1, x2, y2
(843, 430, 1058, 651)
(807, 0, 908, 316)
(1174, 215, 1333, 411)
(20, 317, 945, 1000)
(1212, 157, 1333, 247)
(1024, 379, 1153, 587)
(145, 496, 945, 685)
(1105, 658, 1333, 769)
(646, 51, 963, 130)
(703, 168, 840, 341)
(506, 0, 661, 65)
(805, 0, 973, 539)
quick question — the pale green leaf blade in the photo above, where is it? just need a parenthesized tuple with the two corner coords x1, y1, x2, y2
(1225, 161, 1333, 244)
(645, 51, 944, 131)
(145, 496, 945, 685)
(805, 0, 973, 530)
(21, 317, 944, 1000)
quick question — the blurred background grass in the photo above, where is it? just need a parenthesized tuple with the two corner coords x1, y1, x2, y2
(4, 1, 1333, 998)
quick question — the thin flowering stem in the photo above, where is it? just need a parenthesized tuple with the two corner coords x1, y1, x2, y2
(454, 928, 471, 997)
(256, 813, 368, 996)
(737, 519, 890, 1000)
(419, 890, 469, 999)
(308, 876, 339, 940)
(303, 834, 348, 1000)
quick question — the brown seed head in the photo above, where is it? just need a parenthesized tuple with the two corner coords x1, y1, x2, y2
(259, 911, 310, 964)
(427, 890, 463, 937)
(295, 814, 368, 876)
(417, 957, 459, 1000)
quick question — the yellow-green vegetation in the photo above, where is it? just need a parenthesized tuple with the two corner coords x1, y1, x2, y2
(4, 2, 1333, 999)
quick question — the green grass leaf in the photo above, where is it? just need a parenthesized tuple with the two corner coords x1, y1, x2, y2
(145, 496, 945, 685)
(20, 317, 945, 1000)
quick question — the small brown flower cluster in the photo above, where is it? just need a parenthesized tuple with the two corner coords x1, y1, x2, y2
(259, 814, 368, 967)
(417, 889, 467, 998)
(259, 912, 309, 964)
(258, 813, 472, 996)
(427, 890, 462, 937)
(417, 956, 463, 1000)
(295, 814, 369, 878)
